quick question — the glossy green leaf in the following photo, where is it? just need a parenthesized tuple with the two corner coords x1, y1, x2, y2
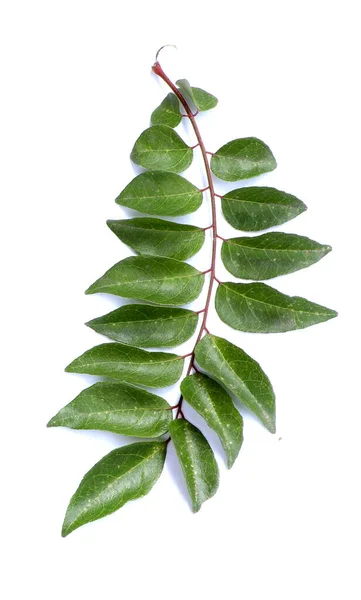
(222, 186, 307, 231)
(211, 138, 277, 181)
(195, 334, 275, 433)
(169, 418, 219, 512)
(216, 282, 338, 333)
(85, 256, 204, 306)
(86, 304, 198, 347)
(107, 218, 205, 261)
(65, 343, 184, 388)
(180, 374, 243, 468)
(115, 171, 202, 217)
(130, 125, 193, 173)
(221, 232, 332, 280)
(151, 93, 181, 127)
(62, 441, 166, 536)
(176, 79, 218, 111)
(47, 381, 172, 437)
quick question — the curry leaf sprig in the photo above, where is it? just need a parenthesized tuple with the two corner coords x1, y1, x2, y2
(48, 57, 337, 537)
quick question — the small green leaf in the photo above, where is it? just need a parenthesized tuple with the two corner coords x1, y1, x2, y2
(65, 343, 184, 388)
(222, 186, 307, 231)
(211, 138, 277, 181)
(180, 374, 243, 468)
(176, 79, 218, 111)
(195, 334, 276, 433)
(169, 418, 219, 512)
(107, 218, 205, 261)
(62, 441, 166, 536)
(151, 93, 181, 127)
(85, 256, 204, 306)
(86, 304, 198, 347)
(116, 171, 202, 217)
(131, 125, 193, 173)
(47, 382, 172, 437)
(216, 282, 338, 333)
(221, 233, 332, 280)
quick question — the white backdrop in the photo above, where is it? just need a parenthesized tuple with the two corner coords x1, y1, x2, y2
(1, 1, 360, 598)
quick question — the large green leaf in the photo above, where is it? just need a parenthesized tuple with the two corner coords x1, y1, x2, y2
(169, 418, 219, 512)
(85, 256, 204, 306)
(86, 304, 198, 347)
(107, 218, 205, 261)
(65, 343, 184, 387)
(47, 382, 172, 437)
(130, 125, 193, 173)
(210, 138, 276, 181)
(151, 93, 181, 127)
(176, 79, 218, 111)
(195, 334, 275, 433)
(216, 282, 338, 333)
(115, 171, 202, 217)
(221, 233, 332, 280)
(222, 186, 307, 231)
(62, 441, 166, 536)
(180, 374, 243, 468)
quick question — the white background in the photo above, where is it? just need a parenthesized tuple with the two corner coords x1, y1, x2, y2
(1, 1, 360, 598)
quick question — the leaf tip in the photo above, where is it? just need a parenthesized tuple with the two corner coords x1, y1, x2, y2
(46, 417, 57, 428)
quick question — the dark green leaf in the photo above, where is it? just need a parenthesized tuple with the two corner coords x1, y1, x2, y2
(115, 171, 202, 217)
(86, 304, 198, 347)
(216, 282, 338, 333)
(65, 343, 184, 387)
(169, 418, 219, 512)
(130, 125, 193, 173)
(221, 233, 332, 280)
(151, 93, 181, 127)
(85, 256, 204, 306)
(195, 334, 275, 433)
(62, 441, 166, 536)
(211, 138, 277, 181)
(222, 186, 307, 231)
(47, 381, 172, 437)
(107, 218, 205, 261)
(176, 79, 218, 111)
(180, 374, 243, 468)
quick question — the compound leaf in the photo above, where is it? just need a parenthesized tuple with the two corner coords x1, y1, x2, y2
(131, 125, 193, 173)
(151, 93, 181, 127)
(211, 137, 276, 181)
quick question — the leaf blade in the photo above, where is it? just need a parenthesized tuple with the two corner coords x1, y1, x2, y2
(131, 125, 193, 173)
(176, 79, 218, 111)
(211, 138, 277, 181)
(151, 93, 181, 127)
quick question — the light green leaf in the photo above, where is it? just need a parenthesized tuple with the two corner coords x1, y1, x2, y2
(216, 282, 338, 333)
(221, 233, 332, 280)
(115, 171, 202, 217)
(222, 186, 307, 231)
(211, 138, 277, 181)
(180, 374, 243, 468)
(47, 381, 172, 437)
(62, 441, 166, 536)
(169, 418, 219, 512)
(195, 334, 276, 433)
(131, 125, 193, 173)
(85, 256, 204, 306)
(176, 79, 218, 111)
(107, 218, 205, 261)
(151, 93, 181, 127)
(65, 343, 184, 387)
(86, 304, 198, 347)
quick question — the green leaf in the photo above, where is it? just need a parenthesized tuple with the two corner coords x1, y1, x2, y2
(62, 441, 166, 536)
(221, 233, 332, 280)
(169, 418, 219, 512)
(195, 334, 275, 433)
(130, 125, 193, 173)
(211, 138, 277, 181)
(107, 218, 205, 261)
(85, 256, 204, 306)
(221, 186, 307, 231)
(86, 304, 198, 348)
(180, 374, 243, 468)
(216, 282, 338, 333)
(65, 343, 184, 388)
(47, 381, 172, 437)
(176, 79, 218, 111)
(115, 171, 202, 217)
(151, 93, 181, 127)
